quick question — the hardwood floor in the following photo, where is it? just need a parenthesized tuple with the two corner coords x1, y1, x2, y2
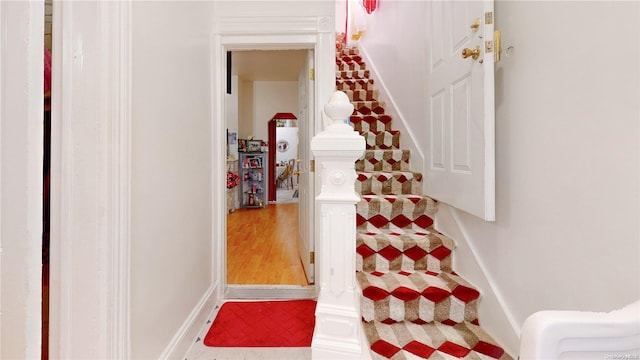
(226, 203, 308, 285)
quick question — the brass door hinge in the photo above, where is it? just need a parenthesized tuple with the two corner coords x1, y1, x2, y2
(310, 159, 315, 173)
(309, 68, 315, 81)
(310, 251, 315, 264)
(485, 11, 493, 25)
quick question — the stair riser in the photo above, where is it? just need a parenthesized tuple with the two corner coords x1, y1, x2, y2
(353, 101, 386, 115)
(361, 297, 478, 325)
(339, 48, 360, 56)
(356, 172, 423, 196)
(336, 79, 375, 91)
(357, 272, 479, 325)
(358, 253, 452, 274)
(361, 131, 400, 150)
(338, 54, 362, 64)
(356, 150, 411, 172)
(344, 89, 379, 102)
(363, 322, 511, 360)
(337, 70, 370, 80)
(356, 233, 454, 273)
(337, 60, 366, 71)
(356, 195, 437, 232)
(351, 115, 393, 132)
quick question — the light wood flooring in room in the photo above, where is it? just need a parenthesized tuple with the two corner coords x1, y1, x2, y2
(226, 202, 308, 286)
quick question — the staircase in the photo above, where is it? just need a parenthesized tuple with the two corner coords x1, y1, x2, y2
(336, 47, 512, 359)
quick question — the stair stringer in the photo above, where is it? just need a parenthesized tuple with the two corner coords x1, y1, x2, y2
(435, 202, 520, 356)
(353, 44, 425, 177)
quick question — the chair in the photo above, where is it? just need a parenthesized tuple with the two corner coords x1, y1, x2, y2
(277, 162, 293, 189)
(288, 159, 297, 188)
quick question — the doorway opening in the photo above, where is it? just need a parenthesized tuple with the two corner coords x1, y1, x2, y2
(224, 49, 314, 299)
(211, 17, 333, 302)
(268, 112, 299, 204)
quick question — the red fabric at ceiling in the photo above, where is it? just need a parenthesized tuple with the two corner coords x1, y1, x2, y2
(363, 0, 378, 14)
(272, 112, 297, 120)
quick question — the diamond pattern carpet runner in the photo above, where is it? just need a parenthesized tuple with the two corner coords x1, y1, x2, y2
(339, 45, 513, 359)
(203, 300, 316, 347)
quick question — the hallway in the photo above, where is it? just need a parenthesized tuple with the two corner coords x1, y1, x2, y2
(186, 201, 310, 359)
(227, 202, 308, 286)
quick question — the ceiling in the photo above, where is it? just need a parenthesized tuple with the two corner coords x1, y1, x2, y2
(231, 50, 307, 81)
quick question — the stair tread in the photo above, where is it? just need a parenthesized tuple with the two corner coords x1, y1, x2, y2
(357, 170, 423, 179)
(363, 321, 513, 360)
(361, 148, 407, 155)
(351, 114, 392, 120)
(360, 130, 400, 135)
(359, 193, 434, 202)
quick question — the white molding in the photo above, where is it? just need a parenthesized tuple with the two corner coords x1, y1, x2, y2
(0, 3, 3, 352)
(226, 285, 316, 299)
(211, 15, 334, 301)
(49, 2, 72, 356)
(160, 285, 219, 359)
(105, 2, 132, 359)
(211, 31, 227, 304)
(50, 2, 131, 358)
(215, 16, 331, 34)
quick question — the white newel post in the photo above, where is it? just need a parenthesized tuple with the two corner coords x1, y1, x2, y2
(311, 91, 366, 359)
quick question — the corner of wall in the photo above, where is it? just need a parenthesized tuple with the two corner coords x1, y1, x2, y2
(434, 203, 520, 357)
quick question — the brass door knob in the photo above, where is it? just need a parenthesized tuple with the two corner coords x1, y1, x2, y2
(461, 46, 481, 60)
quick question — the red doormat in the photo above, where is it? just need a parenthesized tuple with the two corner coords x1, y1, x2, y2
(203, 300, 317, 347)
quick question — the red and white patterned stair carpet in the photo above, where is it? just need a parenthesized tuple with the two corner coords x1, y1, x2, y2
(337, 47, 513, 360)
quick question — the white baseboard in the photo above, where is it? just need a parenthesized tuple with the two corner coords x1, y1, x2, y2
(435, 203, 520, 357)
(160, 284, 220, 359)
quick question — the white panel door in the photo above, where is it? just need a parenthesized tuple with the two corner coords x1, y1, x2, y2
(425, 0, 496, 221)
(297, 49, 315, 284)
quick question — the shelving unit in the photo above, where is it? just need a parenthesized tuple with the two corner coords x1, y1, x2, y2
(239, 152, 268, 209)
(226, 158, 238, 213)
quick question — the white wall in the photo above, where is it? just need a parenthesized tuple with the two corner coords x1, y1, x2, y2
(252, 81, 298, 141)
(276, 127, 299, 165)
(213, 0, 333, 18)
(359, 0, 640, 355)
(238, 77, 254, 139)
(227, 75, 239, 159)
(130, 2, 215, 358)
(30, 1, 333, 359)
(0, 2, 43, 359)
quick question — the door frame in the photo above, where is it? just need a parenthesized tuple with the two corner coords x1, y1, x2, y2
(211, 16, 334, 299)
